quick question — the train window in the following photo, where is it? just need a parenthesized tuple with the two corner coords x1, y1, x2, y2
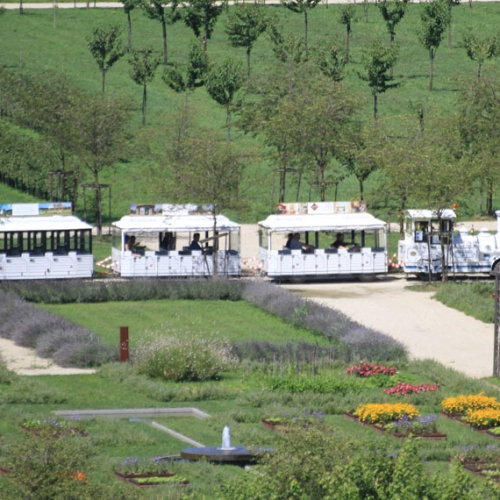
(258, 229, 268, 249)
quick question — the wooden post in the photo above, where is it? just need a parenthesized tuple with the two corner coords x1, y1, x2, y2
(120, 326, 129, 363)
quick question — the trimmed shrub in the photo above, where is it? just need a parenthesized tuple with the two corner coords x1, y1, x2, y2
(132, 330, 238, 382)
(243, 281, 408, 363)
(0, 278, 243, 304)
(231, 340, 337, 364)
(53, 342, 118, 368)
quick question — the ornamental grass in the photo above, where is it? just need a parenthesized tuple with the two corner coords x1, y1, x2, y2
(464, 408, 500, 429)
(441, 394, 500, 416)
(355, 403, 420, 424)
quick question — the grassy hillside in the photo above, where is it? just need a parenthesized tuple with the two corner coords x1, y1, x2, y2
(1, 2, 500, 221)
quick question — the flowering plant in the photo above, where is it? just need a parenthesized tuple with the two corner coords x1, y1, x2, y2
(355, 403, 419, 424)
(21, 415, 87, 436)
(346, 361, 397, 377)
(456, 444, 500, 463)
(464, 408, 500, 429)
(441, 394, 500, 415)
(116, 456, 172, 476)
(385, 414, 438, 434)
(384, 382, 440, 396)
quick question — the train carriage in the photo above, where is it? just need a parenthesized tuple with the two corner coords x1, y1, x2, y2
(398, 209, 500, 277)
(0, 203, 93, 280)
(259, 202, 388, 280)
(111, 205, 241, 278)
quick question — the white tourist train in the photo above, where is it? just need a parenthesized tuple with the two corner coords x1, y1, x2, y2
(398, 209, 500, 277)
(0, 203, 93, 280)
(111, 204, 241, 277)
(258, 202, 388, 279)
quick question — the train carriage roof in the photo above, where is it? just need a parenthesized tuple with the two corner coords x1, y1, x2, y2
(406, 209, 456, 220)
(0, 215, 92, 232)
(113, 215, 240, 233)
(258, 213, 386, 232)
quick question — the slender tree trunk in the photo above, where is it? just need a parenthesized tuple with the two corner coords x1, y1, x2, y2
(94, 172, 102, 236)
(279, 168, 286, 203)
(203, 18, 208, 52)
(162, 18, 168, 65)
(142, 83, 147, 126)
(296, 171, 302, 201)
(246, 46, 251, 78)
(127, 11, 132, 50)
(19, 0, 23, 15)
(373, 92, 378, 120)
(101, 70, 105, 94)
(390, 35, 394, 79)
(478, 62, 482, 80)
(488, 181, 494, 215)
(226, 108, 231, 140)
(304, 10, 308, 53)
(346, 27, 351, 63)
(359, 178, 364, 200)
(429, 50, 434, 91)
(334, 182, 338, 202)
(469, 0, 472, 7)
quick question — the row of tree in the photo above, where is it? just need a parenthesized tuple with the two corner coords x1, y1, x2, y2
(0, 69, 130, 234)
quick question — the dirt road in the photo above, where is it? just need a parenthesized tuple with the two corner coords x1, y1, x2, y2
(284, 277, 494, 378)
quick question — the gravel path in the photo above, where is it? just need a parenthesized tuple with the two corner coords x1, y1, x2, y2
(285, 277, 494, 379)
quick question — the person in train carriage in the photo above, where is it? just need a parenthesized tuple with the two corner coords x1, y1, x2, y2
(189, 233, 202, 251)
(125, 235, 137, 252)
(285, 233, 294, 249)
(160, 232, 175, 251)
(330, 233, 349, 250)
(290, 232, 315, 252)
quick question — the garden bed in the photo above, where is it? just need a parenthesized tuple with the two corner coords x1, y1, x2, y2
(344, 413, 447, 440)
(114, 470, 176, 482)
(128, 477, 189, 487)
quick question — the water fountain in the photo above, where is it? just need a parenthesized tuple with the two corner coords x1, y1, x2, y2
(180, 426, 271, 465)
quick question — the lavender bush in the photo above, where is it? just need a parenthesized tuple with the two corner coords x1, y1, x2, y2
(243, 281, 407, 362)
(0, 278, 243, 304)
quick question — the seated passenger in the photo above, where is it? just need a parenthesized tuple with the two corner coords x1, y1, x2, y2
(285, 233, 294, 249)
(349, 241, 361, 253)
(125, 235, 142, 256)
(189, 233, 202, 251)
(331, 233, 349, 250)
(290, 232, 314, 251)
(160, 232, 175, 251)
(125, 235, 136, 252)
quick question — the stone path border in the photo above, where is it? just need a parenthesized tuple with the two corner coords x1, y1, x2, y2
(55, 407, 210, 447)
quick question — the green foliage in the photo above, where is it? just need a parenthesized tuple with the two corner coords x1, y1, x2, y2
(359, 39, 401, 119)
(378, 0, 409, 43)
(128, 47, 162, 124)
(462, 32, 499, 79)
(87, 24, 125, 93)
(132, 330, 237, 381)
(183, 0, 225, 52)
(225, 4, 268, 77)
(315, 36, 347, 83)
(267, 372, 362, 395)
(163, 40, 208, 93)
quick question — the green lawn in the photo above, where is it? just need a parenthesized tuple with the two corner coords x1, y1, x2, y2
(40, 299, 330, 346)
